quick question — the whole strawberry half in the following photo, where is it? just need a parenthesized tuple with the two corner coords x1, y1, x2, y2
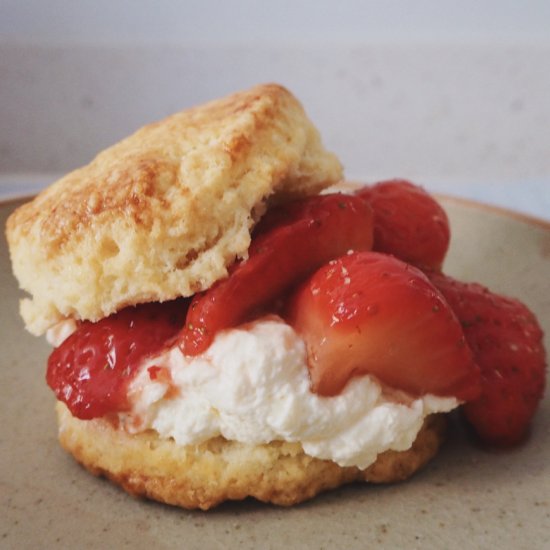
(429, 272, 547, 446)
(47, 300, 187, 420)
(286, 251, 480, 400)
(356, 179, 450, 270)
(180, 193, 374, 355)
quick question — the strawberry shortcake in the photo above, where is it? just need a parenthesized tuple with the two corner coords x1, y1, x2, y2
(6, 84, 546, 509)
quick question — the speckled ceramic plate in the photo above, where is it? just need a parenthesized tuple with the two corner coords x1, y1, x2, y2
(1, 196, 549, 549)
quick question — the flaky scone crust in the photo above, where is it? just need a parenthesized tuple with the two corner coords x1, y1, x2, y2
(6, 84, 342, 335)
(56, 403, 446, 510)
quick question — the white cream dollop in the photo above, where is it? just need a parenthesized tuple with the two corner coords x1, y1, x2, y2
(125, 318, 458, 469)
(46, 319, 78, 347)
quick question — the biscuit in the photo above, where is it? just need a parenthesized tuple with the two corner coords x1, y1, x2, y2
(6, 84, 342, 335)
(56, 403, 446, 510)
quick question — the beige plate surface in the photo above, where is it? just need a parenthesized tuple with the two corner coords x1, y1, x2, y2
(1, 196, 549, 549)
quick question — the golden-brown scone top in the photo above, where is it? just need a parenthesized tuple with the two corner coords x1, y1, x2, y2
(56, 403, 446, 510)
(6, 84, 343, 334)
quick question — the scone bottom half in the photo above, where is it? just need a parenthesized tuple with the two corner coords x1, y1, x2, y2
(56, 403, 447, 511)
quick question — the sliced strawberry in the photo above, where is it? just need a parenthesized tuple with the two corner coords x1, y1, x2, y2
(46, 300, 187, 420)
(428, 272, 547, 446)
(286, 251, 480, 400)
(356, 179, 450, 270)
(179, 193, 374, 355)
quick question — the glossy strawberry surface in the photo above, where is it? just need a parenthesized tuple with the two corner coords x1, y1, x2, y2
(356, 179, 450, 270)
(429, 272, 547, 446)
(286, 251, 480, 399)
(180, 193, 374, 355)
(46, 300, 187, 420)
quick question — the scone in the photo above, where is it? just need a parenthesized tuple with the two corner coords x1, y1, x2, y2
(7, 83, 543, 510)
(7, 83, 342, 336)
(56, 402, 446, 510)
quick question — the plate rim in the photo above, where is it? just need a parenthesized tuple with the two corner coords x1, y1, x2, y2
(3, 191, 549, 230)
(436, 192, 550, 230)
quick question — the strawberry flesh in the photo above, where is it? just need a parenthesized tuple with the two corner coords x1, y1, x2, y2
(428, 272, 547, 446)
(47, 300, 187, 420)
(286, 251, 480, 400)
(356, 179, 450, 270)
(180, 193, 374, 355)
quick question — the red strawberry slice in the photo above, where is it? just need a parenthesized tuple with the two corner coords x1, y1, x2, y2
(286, 251, 480, 400)
(356, 179, 450, 270)
(46, 300, 187, 420)
(428, 272, 547, 446)
(180, 193, 374, 355)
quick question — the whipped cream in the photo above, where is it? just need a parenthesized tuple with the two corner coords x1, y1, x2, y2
(46, 319, 78, 347)
(123, 318, 458, 469)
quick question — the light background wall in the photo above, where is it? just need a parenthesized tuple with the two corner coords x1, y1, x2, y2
(2, 1, 550, 45)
